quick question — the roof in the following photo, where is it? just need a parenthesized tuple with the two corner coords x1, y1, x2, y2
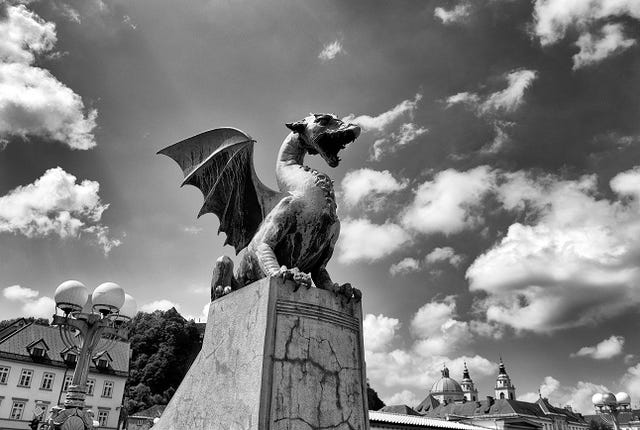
(0, 322, 130, 375)
(416, 394, 441, 414)
(381, 405, 423, 416)
(369, 411, 488, 430)
(432, 377, 464, 395)
(421, 398, 587, 425)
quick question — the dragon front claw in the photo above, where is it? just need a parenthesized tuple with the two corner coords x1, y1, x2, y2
(275, 266, 312, 291)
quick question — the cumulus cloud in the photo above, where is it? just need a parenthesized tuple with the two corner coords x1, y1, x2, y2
(573, 23, 636, 69)
(0, 4, 97, 149)
(411, 297, 474, 356)
(3, 284, 39, 301)
(520, 376, 608, 413)
(139, 299, 180, 313)
(571, 335, 625, 360)
(533, 0, 640, 67)
(337, 218, 410, 264)
(318, 40, 344, 61)
(402, 166, 495, 235)
(434, 3, 471, 25)
(341, 168, 407, 209)
(447, 70, 538, 116)
(0, 167, 121, 254)
(389, 257, 421, 276)
(364, 302, 496, 396)
(425, 247, 464, 267)
(343, 94, 422, 133)
(371, 122, 428, 161)
(363, 314, 400, 352)
(386, 390, 421, 407)
(2, 285, 55, 319)
(467, 166, 640, 332)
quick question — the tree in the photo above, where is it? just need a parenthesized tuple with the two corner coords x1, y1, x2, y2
(367, 382, 385, 411)
(123, 308, 201, 414)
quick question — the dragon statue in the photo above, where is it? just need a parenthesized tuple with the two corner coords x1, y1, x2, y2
(158, 113, 362, 301)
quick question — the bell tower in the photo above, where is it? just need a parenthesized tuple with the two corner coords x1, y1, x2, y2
(495, 357, 516, 400)
(461, 362, 478, 402)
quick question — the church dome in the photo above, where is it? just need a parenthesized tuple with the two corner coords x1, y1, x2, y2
(431, 366, 463, 394)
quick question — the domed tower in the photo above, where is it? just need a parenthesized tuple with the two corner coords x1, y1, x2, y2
(431, 365, 465, 404)
(461, 362, 478, 402)
(495, 357, 516, 400)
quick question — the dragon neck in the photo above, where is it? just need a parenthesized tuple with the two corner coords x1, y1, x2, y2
(276, 133, 335, 203)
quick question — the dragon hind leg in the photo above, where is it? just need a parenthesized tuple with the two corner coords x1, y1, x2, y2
(211, 256, 241, 301)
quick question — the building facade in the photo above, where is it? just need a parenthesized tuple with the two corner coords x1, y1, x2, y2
(409, 360, 588, 430)
(0, 319, 130, 430)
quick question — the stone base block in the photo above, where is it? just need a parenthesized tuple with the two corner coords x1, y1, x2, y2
(154, 277, 370, 430)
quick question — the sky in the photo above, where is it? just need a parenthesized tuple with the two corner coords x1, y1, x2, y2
(1, 0, 640, 414)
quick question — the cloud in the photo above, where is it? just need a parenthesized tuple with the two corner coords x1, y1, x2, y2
(318, 40, 344, 61)
(122, 14, 137, 30)
(2, 285, 55, 319)
(0, 4, 97, 149)
(0, 167, 121, 254)
(363, 314, 400, 352)
(571, 335, 625, 360)
(389, 257, 421, 276)
(341, 168, 407, 209)
(467, 166, 640, 332)
(139, 299, 180, 313)
(337, 218, 410, 264)
(411, 296, 474, 357)
(533, 0, 640, 66)
(363, 305, 496, 395)
(3, 284, 39, 301)
(520, 376, 608, 414)
(343, 94, 422, 133)
(573, 23, 636, 69)
(533, 0, 640, 46)
(425, 247, 464, 267)
(447, 70, 538, 116)
(402, 166, 495, 235)
(385, 390, 421, 407)
(371, 122, 428, 161)
(182, 226, 203, 235)
(434, 3, 471, 24)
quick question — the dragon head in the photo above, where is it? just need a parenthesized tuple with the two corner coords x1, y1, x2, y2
(286, 113, 361, 167)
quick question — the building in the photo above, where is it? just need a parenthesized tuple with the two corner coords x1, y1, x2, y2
(0, 319, 130, 430)
(585, 409, 640, 430)
(406, 359, 589, 430)
(495, 358, 516, 401)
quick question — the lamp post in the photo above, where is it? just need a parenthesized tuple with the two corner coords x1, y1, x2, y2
(51, 280, 137, 430)
(592, 391, 631, 430)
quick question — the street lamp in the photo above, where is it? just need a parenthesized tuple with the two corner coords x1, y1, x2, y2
(592, 391, 631, 430)
(50, 280, 137, 430)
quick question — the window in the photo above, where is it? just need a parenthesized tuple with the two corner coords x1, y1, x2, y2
(10, 400, 26, 420)
(97, 410, 109, 426)
(101, 381, 113, 398)
(86, 379, 95, 396)
(96, 358, 109, 368)
(0, 366, 9, 384)
(63, 375, 73, 391)
(40, 372, 55, 390)
(31, 347, 46, 358)
(17, 369, 33, 387)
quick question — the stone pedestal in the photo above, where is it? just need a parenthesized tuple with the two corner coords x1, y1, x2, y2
(154, 277, 370, 430)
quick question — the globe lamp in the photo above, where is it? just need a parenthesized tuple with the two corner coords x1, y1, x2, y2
(54, 280, 89, 314)
(92, 282, 125, 314)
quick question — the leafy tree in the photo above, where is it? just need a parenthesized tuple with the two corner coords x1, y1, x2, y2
(124, 308, 201, 414)
(367, 382, 385, 410)
(588, 419, 611, 430)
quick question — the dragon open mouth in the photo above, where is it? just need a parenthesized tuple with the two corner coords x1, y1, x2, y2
(315, 127, 360, 167)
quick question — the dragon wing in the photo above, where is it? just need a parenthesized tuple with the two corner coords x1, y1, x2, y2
(158, 127, 285, 254)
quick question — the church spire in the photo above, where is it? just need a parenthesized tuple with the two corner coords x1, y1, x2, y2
(495, 356, 516, 400)
(461, 361, 478, 402)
